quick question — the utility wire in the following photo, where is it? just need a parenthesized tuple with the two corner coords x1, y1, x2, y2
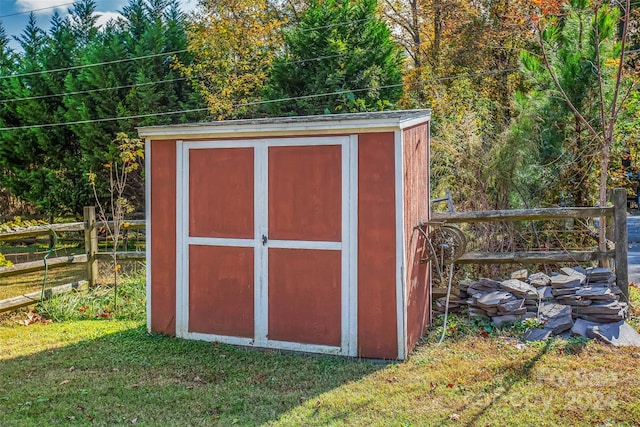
(0, 47, 393, 104)
(0, 67, 519, 132)
(0, 77, 188, 103)
(1, 15, 398, 81)
(0, 50, 188, 80)
(0, 1, 78, 18)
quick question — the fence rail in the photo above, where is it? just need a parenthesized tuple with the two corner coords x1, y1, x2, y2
(0, 207, 145, 313)
(427, 188, 629, 299)
(0, 219, 145, 242)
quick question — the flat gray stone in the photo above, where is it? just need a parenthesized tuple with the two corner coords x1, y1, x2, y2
(551, 287, 581, 297)
(458, 280, 475, 291)
(498, 299, 525, 312)
(586, 267, 613, 282)
(555, 296, 592, 307)
(544, 315, 574, 335)
(500, 279, 538, 299)
(575, 286, 612, 298)
(474, 291, 514, 309)
(537, 286, 554, 301)
(528, 272, 551, 287)
(560, 267, 586, 284)
(571, 318, 605, 338)
(524, 328, 552, 342)
(573, 301, 622, 314)
(492, 315, 520, 326)
(469, 310, 490, 320)
(539, 302, 573, 334)
(589, 293, 618, 302)
(476, 277, 501, 291)
(551, 275, 582, 288)
(570, 266, 587, 275)
(576, 312, 626, 323)
(539, 302, 572, 320)
(586, 321, 640, 347)
(511, 269, 528, 281)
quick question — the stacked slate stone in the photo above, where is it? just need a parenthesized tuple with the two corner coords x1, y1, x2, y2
(465, 276, 538, 326)
(444, 266, 636, 344)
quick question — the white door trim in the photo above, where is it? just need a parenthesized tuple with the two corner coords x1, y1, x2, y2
(394, 130, 408, 360)
(145, 138, 152, 333)
(176, 136, 356, 357)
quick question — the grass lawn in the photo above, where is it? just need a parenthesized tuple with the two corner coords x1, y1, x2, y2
(1, 287, 639, 426)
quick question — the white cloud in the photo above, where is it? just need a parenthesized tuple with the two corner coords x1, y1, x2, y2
(179, 0, 198, 14)
(93, 11, 126, 28)
(15, 0, 72, 14)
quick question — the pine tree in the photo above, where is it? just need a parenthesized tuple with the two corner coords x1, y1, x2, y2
(266, 0, 404, 115)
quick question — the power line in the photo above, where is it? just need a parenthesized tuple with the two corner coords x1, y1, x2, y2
(0, 47, 394, 104)
(0, 50, 188, 80)
(0, 67, 519, 132)
(0, 77, 188, 104)
(0, 1, 78, 19)
(0, 15, 399, 81)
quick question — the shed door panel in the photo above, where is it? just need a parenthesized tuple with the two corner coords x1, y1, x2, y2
(268, 145, 341, 241)
(268, 248, 341, 346)
(267, 145, 342, 346)
(189, 245, 254, 337)
(187, 147, 255, 337)
(189, 148, 253, 239)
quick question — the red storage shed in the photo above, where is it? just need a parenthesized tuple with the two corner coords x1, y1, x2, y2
(138, 110, 431, 360)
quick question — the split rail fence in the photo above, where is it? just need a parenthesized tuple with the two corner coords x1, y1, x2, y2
(1, 189, 633, 312)
(430, 188, 629, 299)
(0, 206, 145, 313)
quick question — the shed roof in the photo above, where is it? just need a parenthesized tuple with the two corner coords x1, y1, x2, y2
(137, 109, 431, 140)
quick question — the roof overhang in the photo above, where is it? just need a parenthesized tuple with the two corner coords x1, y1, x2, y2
(137, 110, 431, 140)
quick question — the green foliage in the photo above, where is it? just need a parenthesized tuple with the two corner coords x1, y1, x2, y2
(266, 0, 404, 115)
(0, 216, 47, 233)
(0, 253, 12, 267)
(36, 276, 146, 321)
(515, 0, 629, 207)
(0, 0, 206, 216)
(178, 0, 282, 119)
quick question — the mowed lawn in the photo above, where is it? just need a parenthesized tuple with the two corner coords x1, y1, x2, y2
(1, 295, 639, 426)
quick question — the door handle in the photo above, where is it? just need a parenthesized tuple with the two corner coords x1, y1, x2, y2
(262, 235, 268, 245)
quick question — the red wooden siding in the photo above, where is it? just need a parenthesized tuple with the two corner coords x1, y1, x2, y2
(268, 145, 342, 242)
(150, 140, 177, 335)
(188, 245, 254, 337)
(403, 124, 431, 353)
(357, 132, 398, 359)
(268, 248, 342, 346)
(189, 148, 254, 239)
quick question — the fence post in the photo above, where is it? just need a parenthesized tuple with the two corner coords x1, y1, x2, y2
(83, 206, 98, 287)
(613, 188, 629, 300)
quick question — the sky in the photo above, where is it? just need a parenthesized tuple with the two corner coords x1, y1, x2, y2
(0, 0, 198, 51)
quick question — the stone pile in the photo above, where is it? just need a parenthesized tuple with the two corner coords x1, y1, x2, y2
(433, 266, 640, 346)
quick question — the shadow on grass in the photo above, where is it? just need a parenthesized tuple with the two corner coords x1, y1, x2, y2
(0, 323, 383, 426)
(458, 340, 552, 426)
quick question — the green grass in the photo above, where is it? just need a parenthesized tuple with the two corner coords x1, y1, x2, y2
(0, 288, 639, 426)
(36, 275, 146, 322)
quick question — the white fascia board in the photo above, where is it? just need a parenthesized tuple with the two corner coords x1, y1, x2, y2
(138, 112, 431, 140)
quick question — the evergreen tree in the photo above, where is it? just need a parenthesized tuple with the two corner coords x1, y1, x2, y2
(519, 0, 627, 207)
(266, 0, 404, 115)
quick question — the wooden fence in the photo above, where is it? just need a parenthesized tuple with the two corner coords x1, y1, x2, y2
(430, 188, 629, 299)
(0, 206, 145, 313)
(1, 189, 633, 311)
